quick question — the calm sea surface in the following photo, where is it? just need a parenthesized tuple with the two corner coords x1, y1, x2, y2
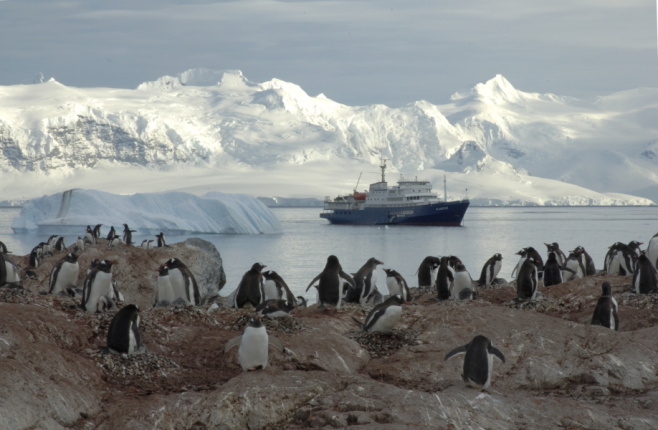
(1, 206, 656, 303)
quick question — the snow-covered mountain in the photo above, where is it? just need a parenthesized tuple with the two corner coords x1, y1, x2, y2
(0, 68, 656, 205)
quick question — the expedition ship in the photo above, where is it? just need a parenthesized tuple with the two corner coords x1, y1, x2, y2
(320, 160, 469, 226)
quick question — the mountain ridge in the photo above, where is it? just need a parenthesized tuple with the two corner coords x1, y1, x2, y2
(0, 68, 656, 205)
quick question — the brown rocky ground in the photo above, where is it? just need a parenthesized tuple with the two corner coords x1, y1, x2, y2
(1, 242, 658, 429)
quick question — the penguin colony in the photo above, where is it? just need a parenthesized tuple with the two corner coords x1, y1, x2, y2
(1, 227, 657, 389)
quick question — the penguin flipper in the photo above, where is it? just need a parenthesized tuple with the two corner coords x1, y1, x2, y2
(223, 335, 242, 353)
(490, 346, 506, 363)
(339, 271, 356, 288)
(305, 274, 321, 292)
(268, 335, 286, 352)
(444, 344, 467, 361)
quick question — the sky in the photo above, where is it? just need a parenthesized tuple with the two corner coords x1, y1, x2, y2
(0, 0, 657, 107)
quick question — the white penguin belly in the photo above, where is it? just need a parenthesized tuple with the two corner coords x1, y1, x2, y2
(169, 270, 191, 304)
(263, 280, 279, 301)
(52, 263, 79, 294)
(453, 273, 472, 295)
(156, 275, 176, 304)
(239, 326, 269, 370)
(86, 272, 112, 313)
(369, 306, 402, 332)
(386, 278, 401, 296)
(5, 261, 20, 283)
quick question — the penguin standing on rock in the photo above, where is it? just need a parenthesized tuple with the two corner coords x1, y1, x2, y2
(154, 264, 176, 307)
(167, 257, 200, 306)
(561, 251, 585, 282)
(383, 268, 411, 302)
(156, 232, 169, 248)
(591, 282, 619, 330)
(92, 224, 103, 241)
(122, 224, 136, 246)
(107, 304, 145, 355)
(417, 256, 441, 290)
(82, 260, 117, 313)
(232, 263, 266, 308)
(306, 255, 355, 309)
(223, 317, 285, 371)
(435, 256, 454, 300)
(85, 226, 96, 245)
(544, 242, 567, 267)
(632, 252, 657, 294)
(574, 246, 596, 276)
(477, 253, 502, 287)
(49, 252, 80, 296)
(516, 257, 539, 301)
(542, 250, 563, 287)
(262, 270, 297, 306)
(106, 226, 117, 241)
(444, 335, 505, 390)
(351, 257, 384, 306)
(54, 236, 66, 252)
(453, 263, 476, 300)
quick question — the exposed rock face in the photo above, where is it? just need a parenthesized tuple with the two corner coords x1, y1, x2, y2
(1, 244, 657, 429)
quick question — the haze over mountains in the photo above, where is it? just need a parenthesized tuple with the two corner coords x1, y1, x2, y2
(0, 68, 656, 205)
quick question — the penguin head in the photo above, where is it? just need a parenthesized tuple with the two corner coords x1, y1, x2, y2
(157, 264, 169, 276)
(251, 262, 266, 272)
(601, 282, 612, 296)
(247, 317, 263, 328)
(66, 252, 80, 262)
(494, 253, 502, 260)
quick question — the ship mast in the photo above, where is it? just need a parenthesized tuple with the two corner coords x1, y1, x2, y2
(379, 157, 388, 183)
(444, 174, 447, 201)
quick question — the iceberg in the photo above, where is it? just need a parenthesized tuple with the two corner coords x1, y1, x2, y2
(11, 189, 282, 235)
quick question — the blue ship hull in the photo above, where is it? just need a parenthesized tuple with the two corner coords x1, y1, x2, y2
(320, 199, 470, 226)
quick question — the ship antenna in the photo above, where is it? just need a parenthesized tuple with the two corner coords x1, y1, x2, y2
(354, 172, 363, 192)
(380, 157, 388, 183)
(444, 174, 447, 201)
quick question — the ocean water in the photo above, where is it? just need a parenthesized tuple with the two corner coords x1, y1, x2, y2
(1, 206, 656, 303)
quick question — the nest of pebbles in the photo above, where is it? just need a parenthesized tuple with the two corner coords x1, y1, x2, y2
(347, 328, 420, 359)
(93, 350, 181, 386)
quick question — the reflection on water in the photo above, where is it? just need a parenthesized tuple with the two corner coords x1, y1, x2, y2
(1, 206, 656, 303)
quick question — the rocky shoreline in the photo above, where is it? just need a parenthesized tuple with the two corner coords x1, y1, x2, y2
(1, 239, 657, 429)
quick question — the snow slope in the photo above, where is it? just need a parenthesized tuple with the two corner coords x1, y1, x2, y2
(0, 69, 656, 205)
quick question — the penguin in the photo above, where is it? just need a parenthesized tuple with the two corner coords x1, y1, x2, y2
(140, 239, 154, 249)
(122, 224, 136, 246)
(75, 236, 85, 252)
(154, 264, 176, 307)
(261, 270, 296, 306)
(544, 242, 567, 267)
(48, 252, 80, 295)
(561, 251, 585, 282)
(28, 245, 41, 268)
(46, 235, 58, 252)
(105, 226, 117, 241)
(85, 226, 96, 245)
(166, 257, 200, 306)
(54, 236, 66, 252)
(628, 240, 643, 257)
(223, 317, 285, 371)
(511, 247, 543, 279)
(256, 299, 295, 318)
(647, 232, 658, 270)
(632, 252, 657, 294)
(108, 235, 123, 248)
(156, 232, 169, 248)
(444, 335, 505, 390)
(516, 257, 538, 300)
(606, 242, 635, 276)
(360, 294, 406, 333)
(306, 255, 355, 309)
(82, 260, 117, 313)
(231, 262, 266, 308)
(92, 224, 103, 241)
(591, 282, 619, 330)
(435, 256, 454, 300)
(1, 255, 21, 285)
(383, 268, 411, 302)
(542, 250, 563, 287)
(573, 245, 596, 276)
(453, 263, 475, 300)
(351, 257, 384, 305)
(477, 253, 502, 287)
(417, 256, 441, 290)
(295, 296, 308, 309)
(106, 304, 145, 355)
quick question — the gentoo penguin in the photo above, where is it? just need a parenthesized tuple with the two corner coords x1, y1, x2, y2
(92, 224, 103, 241)
(28, 244, 41, 268)
(591, 282, 619, 330)
(0, 253, 20, 287)
(361, 294, 406, 333)
(435, 256, 454, 300)
(122, 224, 136, 246)
(306, 255, 355, 309)
(544, 242, 567, 267)
(166, 257, 200, 306)
(628, 240, 643, 257)
(54, 236, 66, 252)
(140, 239, 154, 249)
(232, 262, 266, 308)
(256, 299, 295, 318)
(75, 236, 85, 252)
(647, 232, 658, 270)
(561, 251, 585, 282)
(351, 257, 384, 305)
(154, 264, 176, 307)
(296, 296, 308, 309)
(606, 242, 635, 276)
(105, 226, 117, 241)
(573, 245, 596, 276)
(85, 226, 96, 245)
(542, 251, 563, 287)
(516, 257, 539, 300)
(46, 235, 58, 253)
(511, 247, 543, 279)
(632, 252, 657, 294)
(261, 270, 296, 306)
(108, 235, 123, 248)
(107, 304, 145, 355)
(444, 335, 505, 390)
(383, 268, 411, 302)
(156, 232, 169, 248)
(417, 256, 441, 290)
(48, 252, 80, 295)
(82, 260, 117, 313)
(453, 263, 475, 300)
(223, 317, 285, 371)
(477, 253, 503, 287)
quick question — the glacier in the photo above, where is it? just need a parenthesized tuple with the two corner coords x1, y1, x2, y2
(11, 189, 282, 235)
